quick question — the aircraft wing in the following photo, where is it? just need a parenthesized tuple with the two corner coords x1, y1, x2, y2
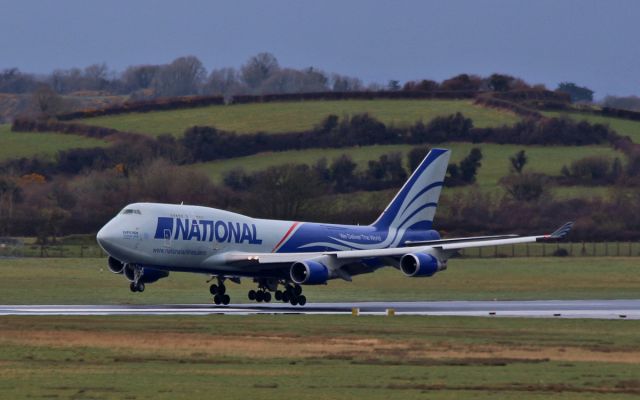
(216, 222, 573, 268)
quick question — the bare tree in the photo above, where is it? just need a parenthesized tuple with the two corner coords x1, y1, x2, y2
(152, 56, 206, 97)
(240, 52, 280, 92)
(204, 67, 245, 96)
(31, 83, 65, 116)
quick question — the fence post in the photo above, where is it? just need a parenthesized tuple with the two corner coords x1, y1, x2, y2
(512, 244, 515, 257)
(526, 243, 529, 257)
(542, 243, 545, 257)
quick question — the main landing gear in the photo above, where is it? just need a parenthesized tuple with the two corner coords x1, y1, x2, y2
(247, 280, 306, 306)
(209, 277, 231, 305)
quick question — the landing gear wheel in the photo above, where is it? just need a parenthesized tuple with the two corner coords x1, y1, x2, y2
(213, 294, 222, 305)
(217, 285, 226, 295)
(130, 282, 137, 292)
(290, 297, 298, 306)
(294, 285, 302, 296)
(282, 292, 290, 303)
(222, 294, 230, 305)
(256, 291, 264, 302)
(298, 295, 306, 306)
(209, 284, 218, 295)
(263, 292, 272, 303)
(137, 282, 145, 293)
(275, 290, 283, 301)
(248, 290, 256, 301)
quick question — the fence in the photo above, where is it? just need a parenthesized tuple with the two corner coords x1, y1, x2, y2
(0, 243, 107, 258)
(458, 241, 640, 258)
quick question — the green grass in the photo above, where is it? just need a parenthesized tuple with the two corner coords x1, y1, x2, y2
(1, 257, 639, 304)
(544, 110, 640, 143)
(80, 99, 521, 136)
(0, 124, 109, 161)
(1, 315, 639, 399)
(194, 142, 620, 191)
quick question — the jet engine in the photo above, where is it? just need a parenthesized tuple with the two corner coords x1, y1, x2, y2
(123, 263, 169, 284)
(107, 256, 125, 274)
(399, 253, 446, 277)
(290, 260, 329, 285)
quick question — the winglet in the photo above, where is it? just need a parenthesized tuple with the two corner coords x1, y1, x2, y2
(547, 221, 574, 240)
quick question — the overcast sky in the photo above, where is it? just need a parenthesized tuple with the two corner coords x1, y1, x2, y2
(1, 0, 638, 98)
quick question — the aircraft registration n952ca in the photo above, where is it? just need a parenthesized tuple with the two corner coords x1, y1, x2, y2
(96, 148, 573, 306)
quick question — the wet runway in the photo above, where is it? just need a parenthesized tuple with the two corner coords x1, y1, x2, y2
(1, 300, 639, 319)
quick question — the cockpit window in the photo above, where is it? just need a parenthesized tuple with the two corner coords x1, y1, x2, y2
(121, 209, 142, 215)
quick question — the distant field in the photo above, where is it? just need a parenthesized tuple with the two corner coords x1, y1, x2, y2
(194, 142, 621, 189)
(0, 124, 109, 161)
(1, 257, 638, 304)
(1, 315, 640, 399)
(544, 110, 640, 143)
(80, 99, 520, 136)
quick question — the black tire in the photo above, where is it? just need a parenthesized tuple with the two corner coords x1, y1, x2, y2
(248, 290, 256, 301)
(256, 290, 264, 302)
(275, 290, 282, 301)
(129, 282, 137, 292)
(298, 295, 306, 306)
(213, 295, 221, 305)
(222, 294, 230, 305)
(209, 284, 218, 295)
(218, 285, 226, 295)
(290, 297, 298, 306)
(264, 292, 272, 303)
(282, 292, 290, 303)
(294, 285, 302, 296)
(137, 282, 145, 293)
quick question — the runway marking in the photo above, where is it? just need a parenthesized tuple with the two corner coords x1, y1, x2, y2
(1, 300, 639, 319)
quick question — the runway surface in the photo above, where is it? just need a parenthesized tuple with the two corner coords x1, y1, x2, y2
(1, 300, 639, 319)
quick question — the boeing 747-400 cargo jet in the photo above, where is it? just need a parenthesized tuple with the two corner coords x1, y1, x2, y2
(97, 148, 573, 306)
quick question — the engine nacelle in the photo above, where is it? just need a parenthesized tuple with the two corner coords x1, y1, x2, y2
(123, 264, 169, 284)
(107, 256, 125, 274)
(290, 260, 329, 285)
(400, 253, 446, 277)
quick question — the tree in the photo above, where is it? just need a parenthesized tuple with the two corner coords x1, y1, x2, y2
(387, 80, 400, 91)
(556, 82, 594, 103)
(407, 147, 430, 171)
(509, 150, 527, 174)
(440, 74, 482, 92)
(204, 67, 245, 96)
(244, 164, 325, 219)
(240, 52, 279, 92)
(31, 83, 65, 116)
(330, 74, 362, 91)
(330, 155, 357, 191)
(501, 173, 547, 202)
(122, 64, 160, 92)
(488, 73, 514, 92)
(152, 56, 206, 97)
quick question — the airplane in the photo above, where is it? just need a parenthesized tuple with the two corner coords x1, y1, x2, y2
(96, 148, 573, 306)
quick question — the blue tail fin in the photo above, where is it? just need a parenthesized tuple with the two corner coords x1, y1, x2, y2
(371, 148, 450, 231)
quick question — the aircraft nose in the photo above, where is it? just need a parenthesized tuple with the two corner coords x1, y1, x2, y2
(96, 222, 117, 250)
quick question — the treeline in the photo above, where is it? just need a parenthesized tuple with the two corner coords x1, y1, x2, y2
(2, 157, 639, 241)
(6, 113, 619, 178)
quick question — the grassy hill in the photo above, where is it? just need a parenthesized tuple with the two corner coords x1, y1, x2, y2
(0, 124, 109, 161)
(79, 99, 521, 136)
(194, 142, 620, 195)
(543, 110, 640, 143)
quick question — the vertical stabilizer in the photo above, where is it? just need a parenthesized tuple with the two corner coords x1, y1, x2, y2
(371, 148, 450, 231)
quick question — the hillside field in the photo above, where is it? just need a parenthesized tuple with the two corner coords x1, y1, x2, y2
(544, 110, 640, 143)
(194, 142, 620, 200)
(0, 124, 109, 161)
(79, 99, 521, 136)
